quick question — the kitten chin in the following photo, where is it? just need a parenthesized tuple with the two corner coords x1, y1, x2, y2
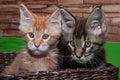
(27, 48, 49, 58)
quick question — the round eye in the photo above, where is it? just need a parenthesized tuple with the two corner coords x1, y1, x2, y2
(28, 32, 34, 38)
(85, 41, 91, 47)
(70, 41, 75, 47)
(42, 34, 49, 39)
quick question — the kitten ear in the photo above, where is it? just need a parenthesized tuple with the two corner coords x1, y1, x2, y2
(86, 6, 107, 37)
(19, 3, 34, 33)
(60, 8, 76, 41)
(49, 8, 61, 28)
(48, 8, 62, 35)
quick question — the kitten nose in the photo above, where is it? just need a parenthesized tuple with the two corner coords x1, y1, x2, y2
(34, 41, 40, 48)
(75, 49, 82, 58)
(34, 44, 40, 48)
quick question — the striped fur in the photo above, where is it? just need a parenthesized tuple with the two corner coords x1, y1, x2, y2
(59, 6, 107, 69)
(69, 6, 107, 68)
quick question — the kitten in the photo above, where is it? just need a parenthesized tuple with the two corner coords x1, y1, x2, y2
(69, 6, 107, 68)
(3, 4, 62, 75)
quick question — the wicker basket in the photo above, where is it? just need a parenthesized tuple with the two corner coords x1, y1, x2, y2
(0, 52, 118, 80)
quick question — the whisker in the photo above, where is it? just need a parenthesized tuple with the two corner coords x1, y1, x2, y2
(96, 56, 103, 64)
(89, 59, 94, 68)
(94, 56, 103, 67)
(92, 58, 99, 67)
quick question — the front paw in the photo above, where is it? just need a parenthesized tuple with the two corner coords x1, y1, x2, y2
(3, 66, 19, 75)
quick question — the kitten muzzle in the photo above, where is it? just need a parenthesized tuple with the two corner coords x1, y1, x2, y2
(75, 49, 83, 58)
(28, 49, 48, 57)
(75, 49, 91, 58)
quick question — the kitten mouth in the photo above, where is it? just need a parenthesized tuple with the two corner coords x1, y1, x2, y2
(34, 49, 47, 54)
(34, 50, 42, 54)
(28, 49, 48, 56)
(74, 52, 91, 58)
(72, 54, 88, 64)
(83, 52, 91, 57)
(72, 53, 93, 64)
(72, 52, 91, 59)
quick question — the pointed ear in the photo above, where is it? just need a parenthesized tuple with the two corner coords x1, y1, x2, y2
(49, 8, 61, 29)
(49, 8, 61, 21)
(19, 3, 34, 33)
(47, 8, 62, 35)
(85, 6, 107, 37)
(60, 8, 76, 41)
(48, 8, 62, 34)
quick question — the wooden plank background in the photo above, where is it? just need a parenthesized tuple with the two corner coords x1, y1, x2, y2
(0, 0, 120, 42)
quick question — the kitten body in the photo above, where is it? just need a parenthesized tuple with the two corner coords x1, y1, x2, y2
(3, 4, 62, 75)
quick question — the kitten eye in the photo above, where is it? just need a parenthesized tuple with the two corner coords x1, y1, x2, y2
(70, 41, 75, 47)
(42, 34, 49, 39)
(28, 32, 34, 38)
(85, 41, 91, 47)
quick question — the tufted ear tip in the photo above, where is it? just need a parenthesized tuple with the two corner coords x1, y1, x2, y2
(19, 3, 26, 9)
(87, 4, 105, 24)
(19, 3, 33, 21)
(95, 5, 102, 9)
(60, 8, 76, 25)
(49, 8, 61, 22)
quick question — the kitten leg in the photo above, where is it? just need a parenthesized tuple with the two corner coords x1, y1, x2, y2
(3, 53, 22, 75)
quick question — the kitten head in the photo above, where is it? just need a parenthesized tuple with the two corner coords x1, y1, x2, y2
(70, 6, 107, 64)
(19, 4, 62, 56)
(60, 8, 76, 41)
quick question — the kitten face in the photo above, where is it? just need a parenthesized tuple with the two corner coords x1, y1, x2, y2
(19, 4, 61, 55)
(69, 6, 107, 64)
(70, 36, 103, 64)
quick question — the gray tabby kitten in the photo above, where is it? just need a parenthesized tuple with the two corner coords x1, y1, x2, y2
(58, 6, 107, 69)
(69, 6, 108, 68)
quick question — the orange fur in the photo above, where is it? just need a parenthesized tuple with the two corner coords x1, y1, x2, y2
(3, 48, 58, 74)
(33, 14, 49, 30)
(3, 4, 61, 75)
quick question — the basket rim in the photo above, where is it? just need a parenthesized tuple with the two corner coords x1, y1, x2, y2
(0, 63, 118, 78)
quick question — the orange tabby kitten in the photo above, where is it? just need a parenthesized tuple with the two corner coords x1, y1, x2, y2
(3, 4, 62, 75)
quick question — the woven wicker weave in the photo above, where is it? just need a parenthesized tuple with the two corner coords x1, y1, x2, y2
(0, 52, 118, 80)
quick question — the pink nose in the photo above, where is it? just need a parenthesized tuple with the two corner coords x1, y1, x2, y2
(34, 42, 40, 48)
(34, 44, 40, 48)
(75, 49, 82, 58)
